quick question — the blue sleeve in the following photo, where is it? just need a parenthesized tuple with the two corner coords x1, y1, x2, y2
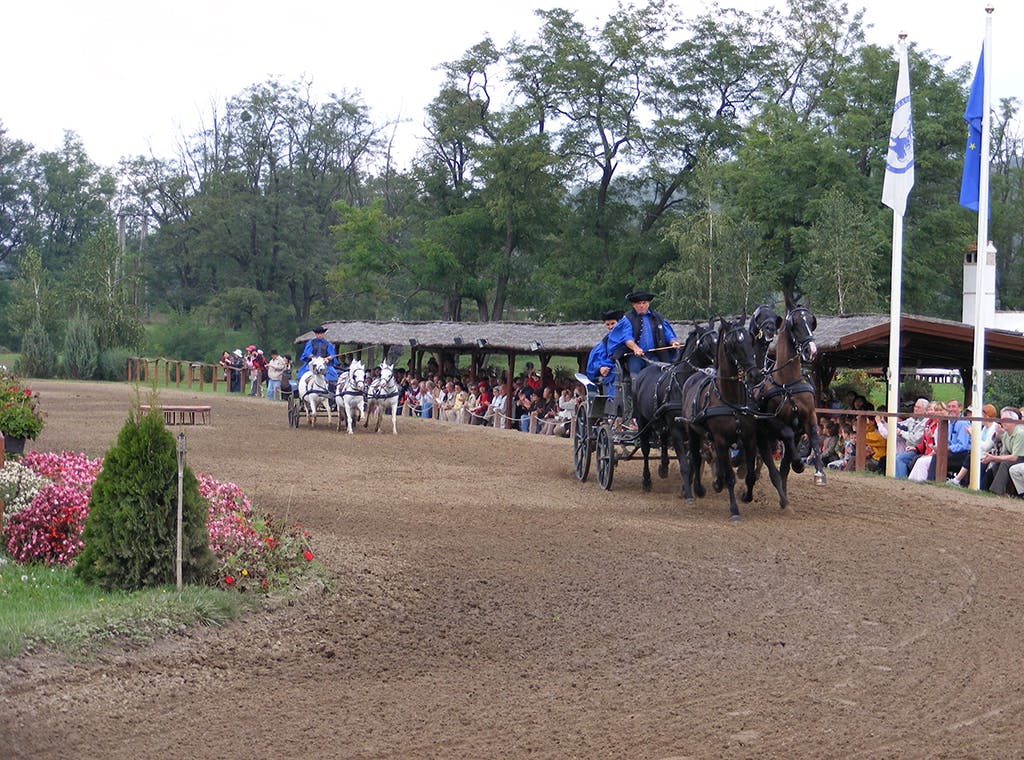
(949, 420, 972, 452)
(586, 342, 611, 380)
(299, 340, 314, 363)
(605, 318, 632, 356)
(662, 319, 678, 343)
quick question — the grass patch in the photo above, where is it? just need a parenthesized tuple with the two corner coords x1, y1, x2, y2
(0, 556, 250, 660)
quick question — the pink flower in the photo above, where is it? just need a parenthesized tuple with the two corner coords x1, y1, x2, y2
(304, 550, 314, 561)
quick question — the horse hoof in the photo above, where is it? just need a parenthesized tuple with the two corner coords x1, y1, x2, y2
(642, 481, 652, 493)
(814, 472, 827, 485)
(684, 496, 695, 504)
(741, 492, 753, 503)
(729, 514, 742, 523)
(658, 465, 669, 479)
(791, 461, 806, 474)
(694, 485, 706, 498)
(712, 481, 723, 493)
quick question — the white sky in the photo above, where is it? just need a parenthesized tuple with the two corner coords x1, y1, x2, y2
(2, 1, 1019, 168)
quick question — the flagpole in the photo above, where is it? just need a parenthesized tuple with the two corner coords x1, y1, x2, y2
(883, 33, 912, 477)
(968, 5, 994, 491)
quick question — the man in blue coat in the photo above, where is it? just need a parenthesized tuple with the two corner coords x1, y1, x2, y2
(606, 289, 681, 375)
(297, 325, 339, 383)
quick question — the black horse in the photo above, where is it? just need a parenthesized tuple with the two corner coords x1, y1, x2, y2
(753, 297, 824, 507)
(749, 303, 781, 375)
(631, 321, 718, 495)
(677, 316, 764, 521)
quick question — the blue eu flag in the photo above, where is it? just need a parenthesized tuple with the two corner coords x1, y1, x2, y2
(959, 46, 984, 211)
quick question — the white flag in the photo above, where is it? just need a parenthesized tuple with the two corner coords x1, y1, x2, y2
(882, 42, 914, 216)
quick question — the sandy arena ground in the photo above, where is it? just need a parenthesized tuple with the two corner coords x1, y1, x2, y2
(2, 379, 1024, 758)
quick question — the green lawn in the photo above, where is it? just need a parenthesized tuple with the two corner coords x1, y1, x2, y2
(0, 558, 246, 659)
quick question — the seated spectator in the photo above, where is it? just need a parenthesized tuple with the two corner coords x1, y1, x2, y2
(516, 387, 536, 433)
(926, 398, 970, 480)
(827, 421, 856, 470)
(864, 407, 887, 472)
(487, 385, 507, 429)
(419, 381, 436, 419)
(948, 403, 1000, 486)
(908, 401, 945, 481)
(818, 420, 841, 467)
(893, 398, 931, 478)
(403, 381, 423, 417)
(536, 386, 559, 435)
(982, 407, 1024, 495)
(470, 382, 491, 425)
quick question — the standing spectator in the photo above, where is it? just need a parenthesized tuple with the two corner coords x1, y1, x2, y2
(265, 350, 288, 400)
(225, 349, 245, 393)
(246, 346, 266, 397)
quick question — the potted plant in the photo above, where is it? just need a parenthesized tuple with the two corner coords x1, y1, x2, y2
(0, 369, 44, 453)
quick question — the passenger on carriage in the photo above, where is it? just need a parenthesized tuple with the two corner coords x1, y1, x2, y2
(297, 325, 339, 384)
(586, 308, 624, 399)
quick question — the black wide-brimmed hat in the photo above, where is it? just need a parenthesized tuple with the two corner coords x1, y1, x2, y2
(601, 308, 625, 321)
(626, 289, 656, 303)
(312, 325, 327, 333)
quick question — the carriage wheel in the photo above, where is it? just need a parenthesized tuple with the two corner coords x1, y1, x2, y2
(287, 396, 299, 428)
(596, 422, 615, 491)
(572, 403, 592, 482)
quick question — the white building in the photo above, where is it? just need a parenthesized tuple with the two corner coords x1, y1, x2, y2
(962, 242, 1024, 333)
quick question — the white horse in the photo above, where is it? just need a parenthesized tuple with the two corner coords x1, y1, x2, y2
(365, 360, 400, 434)
(297, 356, 332, 427)
(336, 359, 366, 434)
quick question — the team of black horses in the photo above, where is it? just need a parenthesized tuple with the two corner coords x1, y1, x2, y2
(630, 296, 825, 521)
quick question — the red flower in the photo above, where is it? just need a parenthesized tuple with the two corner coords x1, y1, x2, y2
(303, 550, 314, 561)
(225, 575, 235, 585)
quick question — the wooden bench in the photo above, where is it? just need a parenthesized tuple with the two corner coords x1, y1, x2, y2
(140, 405, 212, 425)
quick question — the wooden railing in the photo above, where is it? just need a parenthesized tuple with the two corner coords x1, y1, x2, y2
(126, 357, 247, 394)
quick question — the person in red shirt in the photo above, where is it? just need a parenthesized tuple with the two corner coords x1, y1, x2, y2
(470, 381, 491, 425)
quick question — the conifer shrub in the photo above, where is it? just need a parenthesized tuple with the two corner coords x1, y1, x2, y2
(18, 318, 58, 378)
(96, 348, 134, 381)
(74, 406, 215, 590)
(61, 311, 99, 379)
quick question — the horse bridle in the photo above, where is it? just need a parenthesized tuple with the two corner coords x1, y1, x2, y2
(750, 305, 778, 344)
(785, 306, 817, 362)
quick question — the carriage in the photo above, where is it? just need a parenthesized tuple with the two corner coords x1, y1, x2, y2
(571, 371, 643, 490)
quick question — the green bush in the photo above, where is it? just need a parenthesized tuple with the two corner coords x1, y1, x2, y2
(985, 371, 1024, 412)
(17, 318, 58, 378)
(74, 405, 215, 591)
(899, 377, 933, 405)
(61, 311, 99, 379)
(96, 347, 134, 381)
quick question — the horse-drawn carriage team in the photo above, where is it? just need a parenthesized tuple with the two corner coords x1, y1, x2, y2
(288, 325, 400, 434)
(577, 289, 825, 521)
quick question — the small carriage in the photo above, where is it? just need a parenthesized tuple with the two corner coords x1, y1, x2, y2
(571, 371, 653, 491)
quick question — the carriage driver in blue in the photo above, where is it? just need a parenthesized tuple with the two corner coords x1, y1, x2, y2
(606, 289, 681, 375)
(586, 308, 625, 399)
(297, 325, 340, 385)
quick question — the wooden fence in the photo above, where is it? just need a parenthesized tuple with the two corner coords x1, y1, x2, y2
(126, 357, 247, 394)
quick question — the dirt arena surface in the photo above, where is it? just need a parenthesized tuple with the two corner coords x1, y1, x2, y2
(3, 379, 1024, 758)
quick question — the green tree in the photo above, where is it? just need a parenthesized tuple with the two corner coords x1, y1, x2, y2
(75, 406, 215, 591)
(801, 189, 881, 314)
(61, 310, 99, 379)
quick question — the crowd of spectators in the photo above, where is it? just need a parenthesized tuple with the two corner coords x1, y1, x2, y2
(812, 389, 1024, 496)
(219, 347, 292, 399)
(394, 360, 584, 436)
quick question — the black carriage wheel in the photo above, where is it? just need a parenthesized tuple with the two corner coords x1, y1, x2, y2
(596, 422, 615, 491)
(287, 396, 299, 428)
(572, 403, 592, 482)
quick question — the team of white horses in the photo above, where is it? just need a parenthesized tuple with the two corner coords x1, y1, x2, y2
(295, 357, 400, 434)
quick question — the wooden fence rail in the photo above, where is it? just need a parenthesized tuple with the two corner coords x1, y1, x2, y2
(126, 357, 247, 394)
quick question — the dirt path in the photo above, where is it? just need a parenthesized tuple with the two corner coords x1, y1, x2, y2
(3, 380, 1024, 758)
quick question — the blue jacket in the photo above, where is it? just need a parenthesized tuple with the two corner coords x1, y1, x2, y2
(607, 309, 679, 373)
(298, 337, 339, 382)
(586, 334, 617, 395)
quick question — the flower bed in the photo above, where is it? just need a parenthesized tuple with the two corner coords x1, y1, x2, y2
(1, 451, 318, 593)
(0, 369, 45, 441)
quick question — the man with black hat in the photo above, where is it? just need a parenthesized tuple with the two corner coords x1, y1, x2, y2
(606, 289, 681, 375)
(586, 308, 625, 399)
(297, 325, 339, 385)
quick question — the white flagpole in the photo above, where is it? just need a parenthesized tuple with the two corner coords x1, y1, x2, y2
(883, 34, 913, 477)
(968, 6, 994, 491)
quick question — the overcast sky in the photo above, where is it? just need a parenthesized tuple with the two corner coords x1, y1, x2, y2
(2, 1, 1019, 168)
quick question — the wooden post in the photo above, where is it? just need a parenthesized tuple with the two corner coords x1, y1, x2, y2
(854, 414, 867, 472)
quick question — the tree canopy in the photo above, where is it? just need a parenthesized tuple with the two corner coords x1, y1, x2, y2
(1, 0, 1020, 360)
